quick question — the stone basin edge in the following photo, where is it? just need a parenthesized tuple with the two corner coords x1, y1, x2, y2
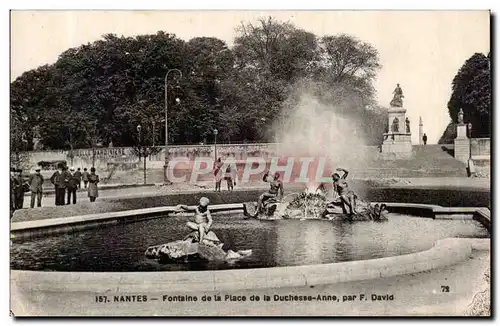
(11, 238, 490, 294)
(10, 203, 491, 236)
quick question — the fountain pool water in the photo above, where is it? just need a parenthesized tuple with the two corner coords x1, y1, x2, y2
(10, 213, 488, 272)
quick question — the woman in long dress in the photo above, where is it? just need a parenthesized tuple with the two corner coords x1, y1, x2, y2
(87, 167, 100, 202)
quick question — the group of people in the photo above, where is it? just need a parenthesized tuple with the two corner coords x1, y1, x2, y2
(10, 168, 29, 212)
(213, 158, 237, 192)
(50, 164, 100, 205)
(9, 164, 100, 215)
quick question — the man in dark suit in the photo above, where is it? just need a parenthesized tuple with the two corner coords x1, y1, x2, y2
(29, 167, 44, 208)
(74, 168, 82, 188)
(50, 164, 67, 206)
(14, 168, 27, 209)
(66, 167, 79, 205)
(82, 168, 89, 188)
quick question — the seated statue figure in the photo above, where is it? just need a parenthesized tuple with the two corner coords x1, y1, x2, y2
(390, 84, 404, 107)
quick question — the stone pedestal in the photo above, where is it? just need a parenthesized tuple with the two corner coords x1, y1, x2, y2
(456, 124, 468, 138)
(454, 124, 470, 163)
(381, 107, 413, 159)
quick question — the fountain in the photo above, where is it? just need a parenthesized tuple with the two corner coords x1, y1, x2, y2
(243, 187, 388, 221)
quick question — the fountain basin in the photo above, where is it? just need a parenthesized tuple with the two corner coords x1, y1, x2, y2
(11, 238, 489, 293)
(11, 211, 488, 272)
(10, 202, 490, 317)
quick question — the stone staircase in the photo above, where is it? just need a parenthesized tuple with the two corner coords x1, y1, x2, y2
(347, 145, 468, 178)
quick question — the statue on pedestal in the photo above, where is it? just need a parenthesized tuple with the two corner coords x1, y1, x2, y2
(458, 108, 464, 125)
(405, 117, 411, 133)
(390, 84, 404, 107)
(391, 117, 399, 133)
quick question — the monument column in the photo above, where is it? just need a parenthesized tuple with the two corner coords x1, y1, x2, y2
(419, 116, 423, 145)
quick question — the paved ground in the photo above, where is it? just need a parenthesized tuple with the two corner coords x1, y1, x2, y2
(19, 182, 265, 208)
(11, 250, 490, 316)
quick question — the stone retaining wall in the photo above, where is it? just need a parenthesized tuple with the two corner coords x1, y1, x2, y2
(364, 187, 490, 208)
(19, 143, 279, 171)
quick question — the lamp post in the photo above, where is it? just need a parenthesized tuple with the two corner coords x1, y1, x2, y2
(137, 124, 142, 160)
(137, 124, 146, 185)
(468, 122, 472, 160)
(213, 129, 219, 161)
(137, 124, 142, 148)
(164, 69, 183, 183)
(151, 119, 155, 147)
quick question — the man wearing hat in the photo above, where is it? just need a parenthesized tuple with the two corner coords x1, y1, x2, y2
(65, 167, 79, 205)
(50, 163, 67, 206)
(29, 167, 44, 208)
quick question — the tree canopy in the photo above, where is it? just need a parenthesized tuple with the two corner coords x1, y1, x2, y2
(439, 52, 491, 143)
(11, 16, 386, 150)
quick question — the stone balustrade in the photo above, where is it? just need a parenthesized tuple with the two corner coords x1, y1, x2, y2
(19, 143, 280, 171)
(16, 138, 490, 172)
(471, 138, 490, 156)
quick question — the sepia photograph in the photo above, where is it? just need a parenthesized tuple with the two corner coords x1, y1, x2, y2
(9, 9, 491, 317)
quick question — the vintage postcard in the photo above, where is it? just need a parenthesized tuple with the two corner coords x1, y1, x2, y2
(9, 10, 491, 317)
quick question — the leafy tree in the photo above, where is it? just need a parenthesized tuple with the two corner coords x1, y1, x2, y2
(318, 34, 382, 108)
(10, 109, 29, 168)
(234, 17, 318, 80)
(10, 17, 386, 149)
(10, 65, 58, 150)
(177, 37, 235, 143)
(231, 16, 320, 131)
(447, 52, 491, 137)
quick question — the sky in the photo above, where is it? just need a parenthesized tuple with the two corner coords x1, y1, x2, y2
(10, 10, 490, 144)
